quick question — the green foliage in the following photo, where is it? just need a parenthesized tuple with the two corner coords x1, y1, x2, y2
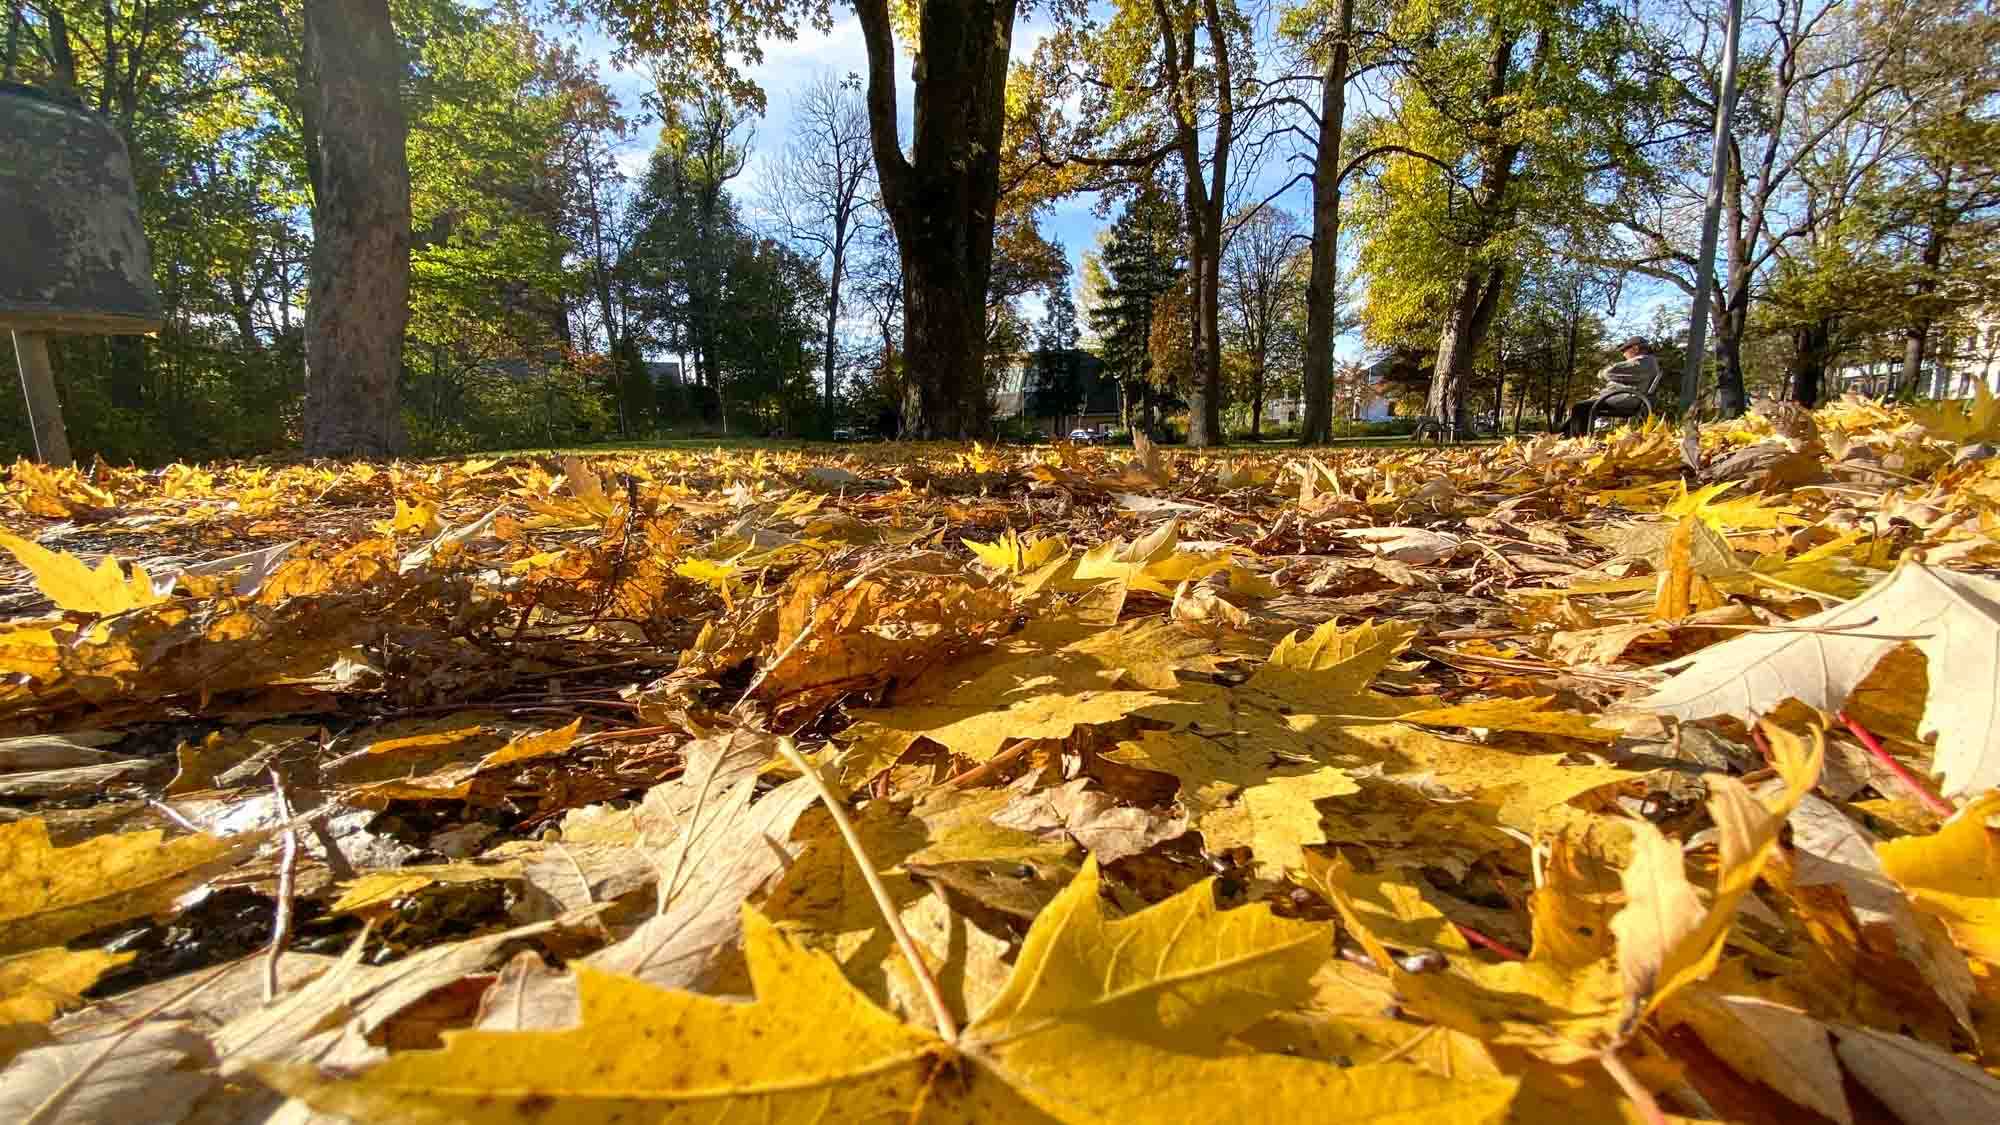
(1090, 186, 1184, 430)
(1351, 1, 1649, 352)
(0, 0, 635, 464)
(1028, 283, 1086, 420)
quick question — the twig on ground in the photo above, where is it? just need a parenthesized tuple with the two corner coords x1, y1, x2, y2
(944, 743, 1030, 789)
(264, 767, 300, 1004)
(147, 798, 202, 833)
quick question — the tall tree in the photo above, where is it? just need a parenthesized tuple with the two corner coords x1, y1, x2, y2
(581, 0, 1028, 438)
(1282, 0, 1392, 443)
(301, 0, 412, 457)
(1029, 280, 1083, 423)
(767, 72, 877, 428)
(1221, 207, 1306, 441)
(1610, 0, 1918, 415)
(1867, 1, 2000, 395)
(1090, 186, 1183, 435)
(1352, 0, 1640, 437)
(1024, 0, 1259, 446)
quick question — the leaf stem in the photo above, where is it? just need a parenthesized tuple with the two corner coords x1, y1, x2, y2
(1454, 922, 1525, 961)
(770, 735, 961, 1044)
(1599, 1046, 1669, 1125)
(1835, 709, 1954, 817)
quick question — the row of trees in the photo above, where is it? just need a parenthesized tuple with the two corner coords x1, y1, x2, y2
(4, 0, 1992, 460)
(1027, 0, 1995, 439)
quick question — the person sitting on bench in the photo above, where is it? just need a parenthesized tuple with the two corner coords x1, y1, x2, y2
(1562, 336, 1660, 436)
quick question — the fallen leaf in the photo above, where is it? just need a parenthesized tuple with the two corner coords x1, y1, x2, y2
(1662, 991, 1851, 1124)
(263, 860, 1519, 1123)
(0, 948, 130, 1027)
(0, 819, 252, 955)
(0, 1021, 211, 1125)
(1876, 792, 2000, 964)
(1831, 1022, 2000, 1125)
(0, 530, 163, 616)
(991, 776, 1186, 863)
(585, 755, 815, 990)
(1643, 561, 2000, 795)
(1613, 724, 1823, 1022)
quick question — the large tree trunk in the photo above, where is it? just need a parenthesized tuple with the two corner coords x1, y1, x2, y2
(1423, 34, 1523, 440)
(1426, 265, 1506, 438)
(1789, 317, 1832, 406)
(1898, 224, 1947, 396)
(1299, 0, 1352, 445)
(1185, 211, 1224, 446)
(301, 0, 410, 457)
(856, 0, 1016, 439)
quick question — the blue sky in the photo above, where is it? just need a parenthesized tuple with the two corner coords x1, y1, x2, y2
(579, 15, 1681, 366)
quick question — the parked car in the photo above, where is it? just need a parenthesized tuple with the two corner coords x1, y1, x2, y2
(1067, 428, 1102, 445)
(831, 428, 856, 442)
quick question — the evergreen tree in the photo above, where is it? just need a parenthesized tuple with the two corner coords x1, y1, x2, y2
(1089, 187, 1182, 434)
(1029, 282, 1083, 422)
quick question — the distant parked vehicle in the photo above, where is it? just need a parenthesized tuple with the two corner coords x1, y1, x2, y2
(831, 428, 856, 442)
(1067, 428, 1102, 445)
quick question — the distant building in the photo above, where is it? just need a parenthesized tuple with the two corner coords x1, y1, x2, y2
(992, 349, 1121, 434)
(1831, 309, 2000, 398)
(1262, 358, 1396, 425)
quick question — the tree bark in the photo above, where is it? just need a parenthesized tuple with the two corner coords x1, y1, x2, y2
(1788, 317, 1832, 406)
(855, 0, 1017, 439)
(1180, 0, 1233, 448)
(1898, 223, 1948, 396)
(1300, 0, 1352, 445)
(1423, 33, 1525, 438)
(824, 239, 845, 425)
(301, 0, 410, 457)
(1427, 264, 1506, 438)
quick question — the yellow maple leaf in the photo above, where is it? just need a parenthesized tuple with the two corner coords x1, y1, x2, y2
(1612, 723, 1822, 1023)
(1876, 792, 2000, 966)
(263, 859, 1518, 1123)
(1911, 381, 2000, 443)
(963, 528, 1067, 574)
(1643, 561, 2000, 797)
(1660, 481, 1805, 532)
(0, 529, 164, 616)
(1109, 620, 1484, 876)
(1316, 852, 1625, 1064)
(1396, 696, 1619, 743)
(1072, 518, 1234, 597)
(838, 616, 1219, 782)
(0, 946, 130, 1025)
(0, 818, 251, 955)
(372, 497, 442, 537)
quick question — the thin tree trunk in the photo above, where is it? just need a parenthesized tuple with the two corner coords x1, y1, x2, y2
(1898, 222, 1947, 396)
(301, 0, 410, 457)
(1300, 0, 1352, 445)
(823, 242, 844, 426)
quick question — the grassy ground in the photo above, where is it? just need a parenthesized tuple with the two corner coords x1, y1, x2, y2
(489, 432, 1515, 459)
